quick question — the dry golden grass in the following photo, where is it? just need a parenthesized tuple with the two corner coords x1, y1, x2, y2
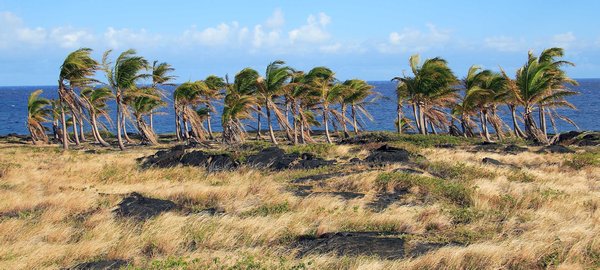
(0, 139, 599, 269)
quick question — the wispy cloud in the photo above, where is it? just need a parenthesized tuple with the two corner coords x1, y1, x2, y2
(378, 24, 451, 53)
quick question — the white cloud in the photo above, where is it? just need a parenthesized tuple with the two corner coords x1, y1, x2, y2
(552, 32, 576, 49)
(0, 9, 350, 55)
(379, 24, 451, 53)
(484, 36, 525, 52)
(288, 12, 331, 44)
(265, 8, 285, 29)
(104, 27, 162, 49)
(50, 27, 95, 49)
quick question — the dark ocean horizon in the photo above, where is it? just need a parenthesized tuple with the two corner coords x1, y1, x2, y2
(1, 79, 599, 136)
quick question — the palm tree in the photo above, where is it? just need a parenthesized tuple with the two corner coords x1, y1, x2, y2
(342, 79, 376, 136)
(509, 48, 578, 143)
(80, 87, 113, 146)
(203, 75, 225, 140)
(393, 54, 458, 135)
(173, 81, 211, 142)
(306, 66, 339, 144)
(256, 60, 293, 144)
(126, 87, 166, 145)
(102, 49, 149, 150)
(222, 68, 260, 143)
(57, 48, 98, 150)
(27, 90, 51, 145)
(149, 61, 176, 130)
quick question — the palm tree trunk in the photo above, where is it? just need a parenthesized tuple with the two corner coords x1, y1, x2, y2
(91, 113, 110, 147)
(418, 104, 427, 135)
(72, 111, 80, 145)
(396, 103, 402, 134)
(122, 117, 134, 144)
(539, 106, 547, 137)
(149, 110, 153, 130)
(174, 103, 182, 141)
(182, 115, 190, 140)
(324, 108, 332, 144)
(207, 116, 214, 140)
(266, 101, 277, 145)
(292, 103, 298, 145)
(482, 111, 491, 142)
(341, 103, 349, 138)
(352, 105, 359, 135)
(412, 103, 421, 132)
(300, 112, 306, 144)
(510, 105, 526, 138)
(78, 108, 86, 142)
(430, 121, 438, 135)
(53, 120, 60, 141)
(116, 95, 125, 150)
(256, 106, 263, 140)
(59, 90, 69, 150)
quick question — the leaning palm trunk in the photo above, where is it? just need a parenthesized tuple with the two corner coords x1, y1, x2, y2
(323, 108, 332, 144)
(136, 116, 158, 145)
(115, 92, 125, 150)
(27, 119, 48, 145)
(207, 115, 214, 140)
(480, 111, 491, 141)
(509, 105, 526, 138)
(78, 107, 86, 142)
(488, 108, 504, 141)
(524, 108, 548, 144)
(256, 106, 263, 139)
(174, 104, 182, 141)
(341, 103, 349, 138)
(352, 105, 360, 135)
(58, 86, 69, 150)
(265, 101, 278, 145)
(412, 103, 421, 132)
(90, 113, 110, 147)
(396, 103, 402, 134)
(71, 111, 80, 145)
(539, 106, 547, 137)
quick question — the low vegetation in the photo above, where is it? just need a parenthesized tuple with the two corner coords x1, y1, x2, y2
(0, 134, 598, 269)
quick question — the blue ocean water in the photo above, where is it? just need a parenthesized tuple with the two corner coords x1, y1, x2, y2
(1, 80, 598, 135)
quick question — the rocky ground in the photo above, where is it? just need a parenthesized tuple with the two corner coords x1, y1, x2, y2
(0, 132, 599, 269)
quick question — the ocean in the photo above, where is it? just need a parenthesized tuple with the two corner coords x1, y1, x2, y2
(1, 80, 599, 136)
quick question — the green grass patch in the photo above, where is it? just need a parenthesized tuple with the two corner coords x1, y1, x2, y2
(564, 151, 600, 169)
(425, 161, 496, 182)
(376, 172, 473, 206)
(240, 201, 291, 217)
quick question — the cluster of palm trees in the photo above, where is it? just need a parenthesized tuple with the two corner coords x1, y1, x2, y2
(393, 47, 578, 144)
(26, 46, 578, 150)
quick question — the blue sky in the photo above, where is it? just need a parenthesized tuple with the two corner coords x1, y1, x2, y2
(1, 0, 599, 85)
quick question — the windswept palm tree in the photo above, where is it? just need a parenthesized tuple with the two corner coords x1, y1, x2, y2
(102, 49, 149, 150)
(80, 87, 113, 146)
(306, 66, 340, 144)
(256, 60, 293, 144)
(27, 90, 51, 145)
(149, 61, 176, 130)
(173, 81, 211, 142)
(393, 54, 458, 135)
(507, 48, 578, 143)
(222, 69, 260, 144)
(57, 48, 98, 150)
(203, 75, 226, 140)
(126, 87, 166, 145)
(342, 79, 376, 136)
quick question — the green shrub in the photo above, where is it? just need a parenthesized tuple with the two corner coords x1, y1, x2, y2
(507, 170, 537, 183)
